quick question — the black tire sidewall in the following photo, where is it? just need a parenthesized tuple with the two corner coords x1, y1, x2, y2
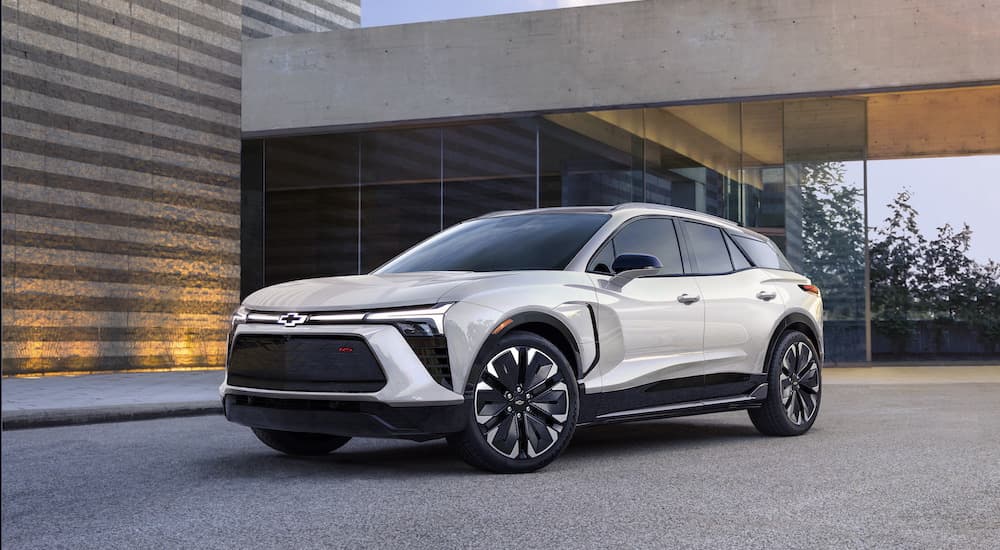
(762, 331, 822, 435)
(453, 331, 579, 473)
(252, 428, 351, 456)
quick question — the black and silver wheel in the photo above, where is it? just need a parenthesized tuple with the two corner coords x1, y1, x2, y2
(448, 331, 578, 473)
(252, 428, 351, 456)
(749, 330, 821, 436)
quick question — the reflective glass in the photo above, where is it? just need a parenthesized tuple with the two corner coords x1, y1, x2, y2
(680, 221, 734, 275)
(263, 134, 359, 285)
(377, 214, 610, 273)
(360, 129, 442, 272)
(610, 218, 683, 275)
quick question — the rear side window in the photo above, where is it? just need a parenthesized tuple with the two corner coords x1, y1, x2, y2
(732, 235, 794, 271)
(680, 221, 734, 275)
(725, 233, 752, 270)
(588, 218, 684, 275)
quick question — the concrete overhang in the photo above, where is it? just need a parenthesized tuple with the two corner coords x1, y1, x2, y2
(242, 0, 1000, 137)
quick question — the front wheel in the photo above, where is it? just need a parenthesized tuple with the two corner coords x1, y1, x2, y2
(252, 428, 351, 456)
(748, 330, 822, 436)
(447, 331, 579, 474)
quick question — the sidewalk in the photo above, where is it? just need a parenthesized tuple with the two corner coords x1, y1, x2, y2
(2, 370, 224, 430)
(3, 366, 999, 430)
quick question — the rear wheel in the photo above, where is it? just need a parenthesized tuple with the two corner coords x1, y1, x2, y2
(252, 428, 351, 456)
(749, 330, 822, 436)
(448, 331, 578, 474)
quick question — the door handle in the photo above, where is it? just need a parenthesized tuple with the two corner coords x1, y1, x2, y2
(677, 293, 701, 305)
(756, 290, 777, 301)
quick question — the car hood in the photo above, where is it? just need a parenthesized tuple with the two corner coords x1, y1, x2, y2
(242, 272, 512, 312)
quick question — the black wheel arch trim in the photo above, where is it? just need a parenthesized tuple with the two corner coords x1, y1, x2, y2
(763, 313, 823, 373)
(466, 311, 585, 393)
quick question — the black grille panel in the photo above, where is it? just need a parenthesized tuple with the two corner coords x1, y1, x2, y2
(405, 336, 451, 389)
(227, 335, 386, 392)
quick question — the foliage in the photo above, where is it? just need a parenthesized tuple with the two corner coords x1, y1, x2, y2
(800, 163, 1000, 354)
(799, 162, 865, 321)
(870, 190, 1000, 351)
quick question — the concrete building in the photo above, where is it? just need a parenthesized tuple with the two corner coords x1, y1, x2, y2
(3, 0, 999, 374)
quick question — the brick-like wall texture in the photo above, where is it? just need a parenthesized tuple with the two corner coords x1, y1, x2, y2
(1, 0, 358, 375)
(242, 0, 359, 38)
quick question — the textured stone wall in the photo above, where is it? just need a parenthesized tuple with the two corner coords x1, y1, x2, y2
(1, 0, 357, 374)
(242, 0, 359, 38)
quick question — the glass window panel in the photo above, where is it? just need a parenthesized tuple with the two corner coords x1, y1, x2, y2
(587, 242, 616, 275)
(784, 98, 867, 362)
(725, 233, 753, 270)
(539, 111, 643, 207)
(867, 155, 1000, 361)
(360, 128, 442, 272)
(643, 105, 740, 219)
(263, 134, 359, 285)
(443, 120, 537, 227)
(377, 213, 609, 273)
(611, 218, 683, 275)
(681, 221, 734, 274)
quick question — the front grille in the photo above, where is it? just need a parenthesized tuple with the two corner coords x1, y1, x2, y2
(405, 335, 452, 389)
(227, 335, 386, 392)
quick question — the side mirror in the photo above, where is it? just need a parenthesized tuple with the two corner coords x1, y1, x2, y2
(608, 254, 663, 290)
(612, 254, 662, 274)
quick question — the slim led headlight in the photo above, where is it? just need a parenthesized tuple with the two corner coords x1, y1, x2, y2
(364, 303, 453, 336)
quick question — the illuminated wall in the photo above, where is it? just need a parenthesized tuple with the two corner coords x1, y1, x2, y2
(1, 0, 359, 375)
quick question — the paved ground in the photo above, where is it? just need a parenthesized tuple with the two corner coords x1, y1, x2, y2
(1, 370, 225, 428)
(1, 370, 224, 412)
(3, 383, 998, 549)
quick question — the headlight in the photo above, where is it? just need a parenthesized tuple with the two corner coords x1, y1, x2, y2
(227, 305, 249, 354)
(365, 303, 453, 336)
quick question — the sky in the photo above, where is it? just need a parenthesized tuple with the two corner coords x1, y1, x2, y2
(362, 0, 638, 27)
(361, 1, 1000, 265)
(867, 156, 1000, 265)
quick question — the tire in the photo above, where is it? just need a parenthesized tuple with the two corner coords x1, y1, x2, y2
(749, 330, 822, 436)
(447, 331, 579, 474)
(252, 428, 351, 456)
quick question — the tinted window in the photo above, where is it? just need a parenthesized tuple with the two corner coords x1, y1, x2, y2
(725, 233, 752, 270)
(588, 242, 616, 275)
(377, 213, 609, 273)
(681, 221, 734, 274)
(733, 235, 794, 271)
(590, 218, 683, 275)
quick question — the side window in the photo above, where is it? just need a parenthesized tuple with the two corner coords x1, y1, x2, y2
(589, 242, 615, 274)
(681, 221, 734, 274)
(603, 218, 684, 275)
(724, 232, 752, 270)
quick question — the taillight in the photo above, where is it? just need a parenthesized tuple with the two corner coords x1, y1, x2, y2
(799, 284, 820, 296)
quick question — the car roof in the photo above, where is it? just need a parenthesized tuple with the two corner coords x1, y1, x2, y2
(478, 202, 764, 238)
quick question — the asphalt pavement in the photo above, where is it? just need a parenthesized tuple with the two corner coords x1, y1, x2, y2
(3, 383, 999, 549)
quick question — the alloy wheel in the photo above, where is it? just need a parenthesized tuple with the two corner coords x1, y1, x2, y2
(473, 346, 570, 459)
(779, 341, 820, 425)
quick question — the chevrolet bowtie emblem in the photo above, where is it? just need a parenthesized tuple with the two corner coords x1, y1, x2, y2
(277, 312, 308, 327)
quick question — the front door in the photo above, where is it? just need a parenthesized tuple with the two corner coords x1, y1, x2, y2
(587, 217, 705, 414)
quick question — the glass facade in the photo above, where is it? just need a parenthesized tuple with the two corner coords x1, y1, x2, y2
(242, 91, 1000, 364)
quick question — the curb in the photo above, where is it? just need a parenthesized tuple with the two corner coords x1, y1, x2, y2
(1, 401, 223, 430)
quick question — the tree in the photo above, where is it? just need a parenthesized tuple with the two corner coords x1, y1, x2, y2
(868, 190, 926, 346)
(799, 162, 865, 321)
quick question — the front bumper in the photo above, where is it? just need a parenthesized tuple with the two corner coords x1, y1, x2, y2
(223, 395, 465, 441)
(220, 323, 466, 440)
(220, 323, 463, 406)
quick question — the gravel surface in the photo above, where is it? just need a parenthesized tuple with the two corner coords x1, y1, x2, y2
(3, 384, 999, 549)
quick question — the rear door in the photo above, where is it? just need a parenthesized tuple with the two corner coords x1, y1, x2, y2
(677, 221, 786, 399)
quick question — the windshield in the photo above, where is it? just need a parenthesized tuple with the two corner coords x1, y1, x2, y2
(376, 213, 610, 273)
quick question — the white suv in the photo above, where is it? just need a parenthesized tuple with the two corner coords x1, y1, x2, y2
(223, 204, 823, 473)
